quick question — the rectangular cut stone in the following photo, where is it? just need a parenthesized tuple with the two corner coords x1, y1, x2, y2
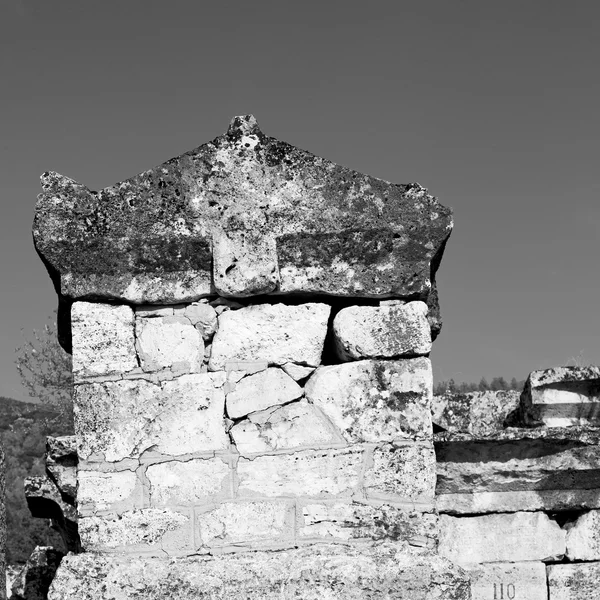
(75, 373, 229, 461)
(79, 509, 191, 555)
(332, 301, 431, 361)
(463, 562, 547, 600)
(135, 316, 203, 373)
(566, 509, 600, 560)
(548, 563, 600, 600)
(196, 500, 294, 549)
(78, 469, 142, 516)
(364, 443, 436, 505)
(435, 429, 600, 500)
(299, 501, 437, 549)
(71, 302, 136, 381)
(209, 303, 331, 371)
(146, 458, 231, 507)
(236, 448, 363, 498)
(304, 358, 433, 443)
(520, 366, 600, 427)
(439, 512, 566, 565)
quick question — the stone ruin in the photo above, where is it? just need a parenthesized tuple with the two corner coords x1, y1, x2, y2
(23, 114, 600, 599)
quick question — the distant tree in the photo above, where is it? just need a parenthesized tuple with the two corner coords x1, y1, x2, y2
(490, 376, 508, 391)
(15, 313, 74, 434)
(478, 377, 489, 391)
(510, 377, 519, 391)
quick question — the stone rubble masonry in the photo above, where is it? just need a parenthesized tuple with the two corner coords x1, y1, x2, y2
(547, 562, 600, 600)
(519, 366, 600, 427)
(438, 512, 566, 565)
(47, 545, 471, 600)
(332, 301, 431, 361)
(462, 562, 547, 600)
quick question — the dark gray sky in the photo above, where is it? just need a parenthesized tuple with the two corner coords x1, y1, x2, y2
(1, 1, 599, 400)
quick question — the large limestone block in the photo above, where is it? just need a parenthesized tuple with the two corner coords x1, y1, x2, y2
(565, 509, 600, 560)
(146, 458, 231, 507)
(75, 373, 229, 461)
(439, 512, 566, 564)
(547, 563, 600, 600)
(35, 115, 452, 310)
(432, 390, 521, 435)
(520, 366, 600, 427)
(333, 301, 431, 361)
(135, 316, 203, 372)
(304, 358, 433, 443)
(462, 562, 547, 600)
(48, 545, 471, 600)
(364, 443, 436, 505)
(230, 400, 344, 456)
(78, 469, 142, 516)
(196, 500, 295, 550)
(298, 501, 437, 549)
(71, 302, 136, 381)
(435, 428, 600, 513)
(209, 303, 330, 370)
(225, 368, 303, 419)
(237, 448, 363, 498)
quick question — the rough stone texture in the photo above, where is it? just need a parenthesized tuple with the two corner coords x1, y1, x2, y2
(305, 358, 433, 443)
(225, 367, 303, 419)
(45, 436, 77, 501)
(230, 400, 344, 456)
(196, 500, 295, 549)
(298, 502, 437, 549)
(48, 546, 471, 600)
(34, 115, 452, 309)
(78, 469, 141, 516)
(462, 562, 547, 600)
(181, 302, 217, 340)
(209, 303, 331, 371)
(565, 509, 600, 560)
(237, 448, 363, 498)
(146, 458, 231, 507)
(364, 443, 436, 505)
(333, 301, 431, 361)
(519, 366, 600, 427)
(432, 390, 521, 435)
(438, 512, 566, 564)
(71, 302, 136, 381)
(9, 546, 64, 600)
(547, 562, 600, 600)
(435, 428, 600, 513)
(79, 509, 191, 553)
(135, 316, 203, 373)
(75, 373, 229, 461)
(281, 362, 315, 381)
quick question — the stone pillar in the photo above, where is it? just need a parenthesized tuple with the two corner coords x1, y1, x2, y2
(33, 115, 465, 599)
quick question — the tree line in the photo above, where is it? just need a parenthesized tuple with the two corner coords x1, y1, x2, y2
(434, 376, 526, 396)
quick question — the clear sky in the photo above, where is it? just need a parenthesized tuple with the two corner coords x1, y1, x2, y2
(1, 1, 599, 401)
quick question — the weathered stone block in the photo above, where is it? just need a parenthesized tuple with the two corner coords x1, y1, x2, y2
(432, 390, 521, 435)
(10, 546, 64, 600)
(75, 373, 229, 461)
(196, 500, 294, 549)
(45, 436, 77, 501)
(78, 469, 142, 516)
(332, 301, 431, 361)
(520, 366, 600, 427)
(48, 545, 471, 600)
(462, 562, 547, 600)
(435, 428, 600, 513)
(209, 303, 330, 371)
(304, 358, 433, 443)
(71, 302, 136, 381)
(298, 501, 437, 549)
(79, 509, 191, 554)
(547, 562, 600, 600)
(230, 400, 344, 456)
(281, 362, 315, 381)
(146, 458, 231, 507)
(225, 368, 303, 419)
(439, 512, 566, 564)
(135, 315, 203, 373)
(364, 443, 436, 505)
(181, 302, 217, 340)
(236, 448, 363, 498)
(566, 509, 600, 560)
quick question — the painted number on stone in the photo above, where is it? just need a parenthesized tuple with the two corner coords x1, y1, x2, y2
(493, 583, 516, 599)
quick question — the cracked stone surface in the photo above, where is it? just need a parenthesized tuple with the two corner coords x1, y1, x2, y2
(48, 545, 471, 600)
(548, 563, 600, 600)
